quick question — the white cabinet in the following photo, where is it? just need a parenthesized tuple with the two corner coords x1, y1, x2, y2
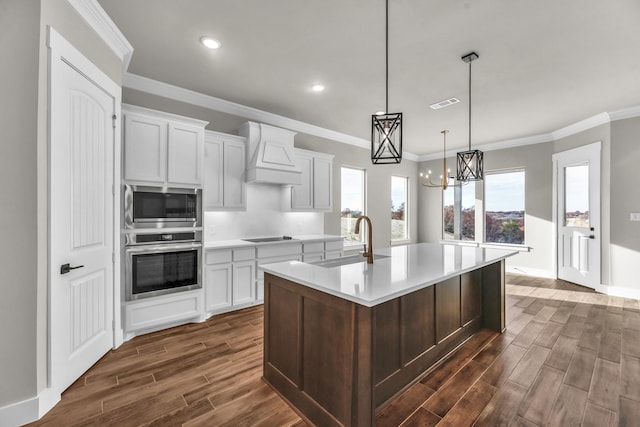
(256, 242, 303, 302)
(124, 290, 203, 337)
(204, 246, 256, 314)
(123, 104, 207, 186)
(302, 241, 325, 262)
(233, 260, 255, 305)
(204, 263, 232, 312)
(289, 148, 334, 211)
(168, 122, 204, 186)
(204, 131, 246, 210)
(324, 238, 344, 259)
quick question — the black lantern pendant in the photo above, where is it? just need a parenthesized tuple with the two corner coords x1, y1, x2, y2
(456, 51, 484, 181)
(371, 0, 402, 164)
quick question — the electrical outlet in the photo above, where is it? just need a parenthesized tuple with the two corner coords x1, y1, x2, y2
(630, 213, 640, 221)
(208, 225, 216, 236)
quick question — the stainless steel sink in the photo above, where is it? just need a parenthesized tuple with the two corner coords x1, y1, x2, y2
(309, 254, 390, 268)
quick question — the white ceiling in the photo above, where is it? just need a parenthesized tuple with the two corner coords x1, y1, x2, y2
(98, 0, 640, 157)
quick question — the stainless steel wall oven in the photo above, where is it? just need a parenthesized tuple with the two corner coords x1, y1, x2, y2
(124, 231, 202, 301)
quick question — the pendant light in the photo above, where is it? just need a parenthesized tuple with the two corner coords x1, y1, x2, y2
(456, 51, 483, 181)
(420, 130, 464, 190)
(371, 0, 402, 164)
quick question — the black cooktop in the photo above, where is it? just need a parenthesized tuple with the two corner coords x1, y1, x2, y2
(242, 236, 295, 243)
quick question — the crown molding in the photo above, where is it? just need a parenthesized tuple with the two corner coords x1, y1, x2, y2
(551, 112, 611, 140)
(67, 0, 133, 73)
(416, 132, 554, 162)
(123, 72, 420, 161)
(122, 72, 638, 164)
(609, 105, 640, 122)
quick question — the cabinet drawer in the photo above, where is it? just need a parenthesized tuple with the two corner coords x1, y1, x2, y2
(303, 242, 324, 253)
(257, 242, 302, 259)
(205, 249, 232, 265)
(325, 250, 343, 260)
(325, 239, 343, 251)
(234, 247, 255, 261)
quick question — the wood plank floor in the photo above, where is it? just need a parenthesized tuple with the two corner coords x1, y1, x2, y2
(26, 274, 640, 426)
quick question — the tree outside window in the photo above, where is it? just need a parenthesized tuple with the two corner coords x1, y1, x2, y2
(391, 176, 408, 240)
(442, 183, 475, 241)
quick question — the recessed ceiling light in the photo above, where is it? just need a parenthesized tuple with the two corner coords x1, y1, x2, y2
(200, 36, 221, 49)
(429, 97, 460, 110)
(311, 84, 325, 92)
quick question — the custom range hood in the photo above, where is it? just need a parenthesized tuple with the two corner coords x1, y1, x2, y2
(238, 121, 302, 185)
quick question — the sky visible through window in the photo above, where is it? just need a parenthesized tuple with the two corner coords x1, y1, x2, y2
(565, 164, 589, 213)
(485, 171, 525, 212)
(341, 167, 364, 212)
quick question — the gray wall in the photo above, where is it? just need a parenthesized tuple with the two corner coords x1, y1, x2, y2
(610, 117, 640, 291)
(122, 89, 420, 251)
(0, 0, 41, 407)
(417, 143, 555, 275)
(0, 0, 122, 409)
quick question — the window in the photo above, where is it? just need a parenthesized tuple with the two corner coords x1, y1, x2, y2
(564, 164, 589, 227)
(391, 176, 408, 241)
(443, 187, 454, 240)
(442, 182, 475, 241)
(485, 171, 525, 244)
(341, 167, 366, 243)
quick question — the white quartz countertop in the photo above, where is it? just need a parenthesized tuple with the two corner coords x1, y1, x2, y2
(203, 234, 343, 249)
(260, 243, 518, 307)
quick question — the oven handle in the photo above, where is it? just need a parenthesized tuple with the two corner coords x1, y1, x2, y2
(125, 242, 202, 254)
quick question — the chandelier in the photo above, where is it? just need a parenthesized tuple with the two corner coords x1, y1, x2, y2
(420, 130, 465, 190)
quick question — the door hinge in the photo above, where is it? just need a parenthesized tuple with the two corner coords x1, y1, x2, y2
(112, 252, 115, 263)
(112, 114, 117, 129)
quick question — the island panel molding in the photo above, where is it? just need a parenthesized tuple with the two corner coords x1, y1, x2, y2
(263, 257, 505, 426)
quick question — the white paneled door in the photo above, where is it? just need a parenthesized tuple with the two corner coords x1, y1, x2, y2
(553, 142, 601, 289)
(49, 29, 117, 394)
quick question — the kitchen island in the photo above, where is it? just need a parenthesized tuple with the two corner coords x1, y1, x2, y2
(260, 243, 517, 427)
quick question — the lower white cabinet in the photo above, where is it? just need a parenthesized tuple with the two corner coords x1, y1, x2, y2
(205, 246, 256, 314)
(124, 290, 203, 336)
(256, 242, 303, 302)
(204, 238, 343, 313)
(204, 263, 232, 312)
(233, 260, 255, 305)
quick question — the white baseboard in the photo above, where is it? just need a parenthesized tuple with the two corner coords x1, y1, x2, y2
(0, 387, 60, 427)
(595, 284, 640, 300)
(506, 265, 556, 279)
(507, 265, 640, 300)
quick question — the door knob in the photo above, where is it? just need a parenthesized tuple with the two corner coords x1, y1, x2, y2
(588, 235, 595, 239)
(60, 263, 84, 274)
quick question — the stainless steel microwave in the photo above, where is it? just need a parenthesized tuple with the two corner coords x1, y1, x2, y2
(124, 185, 202, 230)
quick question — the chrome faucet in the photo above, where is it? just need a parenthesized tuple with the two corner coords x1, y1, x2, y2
(354, 215, 374, 264)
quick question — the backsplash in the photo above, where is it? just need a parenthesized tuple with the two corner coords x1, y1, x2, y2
(204, 183, 324, 240)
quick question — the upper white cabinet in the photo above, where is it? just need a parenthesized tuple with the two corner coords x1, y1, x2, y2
(123, 104, 207, 187)
(203, 131, 247, 210)
(289, 148, 334, 211)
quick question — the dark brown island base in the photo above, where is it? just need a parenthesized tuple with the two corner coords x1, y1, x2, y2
(262, 248, 510, 427)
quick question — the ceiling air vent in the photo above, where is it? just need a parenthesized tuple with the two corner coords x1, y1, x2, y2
(430, 97, 460, 110)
